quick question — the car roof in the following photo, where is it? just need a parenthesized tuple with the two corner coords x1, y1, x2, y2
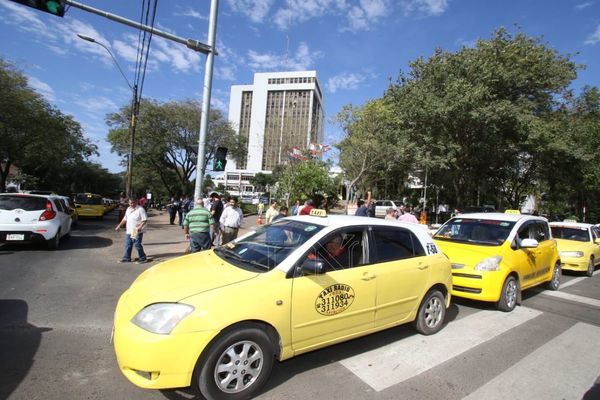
(452, 212, 543, 223)
(549, 221, 593, 229)
(287, 214, 411, 227)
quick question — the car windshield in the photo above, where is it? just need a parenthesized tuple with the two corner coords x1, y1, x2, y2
(551, 226, 589, 242)
(214, 219, 324, 272)
(75, 194, 102, 205)
(0, 195, 47, 211)
(434, 218, 515, 246)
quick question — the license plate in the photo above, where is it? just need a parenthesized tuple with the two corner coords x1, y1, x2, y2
(6, 234, 25, 241)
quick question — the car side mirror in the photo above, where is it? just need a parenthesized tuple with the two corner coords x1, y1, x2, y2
(520, 238, 539, 248)
(300, 258, 325, 275)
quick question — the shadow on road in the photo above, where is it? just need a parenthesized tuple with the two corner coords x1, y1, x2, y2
(157, 303, 461, 400)
(0, 299, 52, 400)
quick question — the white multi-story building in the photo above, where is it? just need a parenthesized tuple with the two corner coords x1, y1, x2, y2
(219, 71, 324, 196)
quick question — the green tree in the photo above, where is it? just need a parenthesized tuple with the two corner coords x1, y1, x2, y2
(107, 100, 247, 196)
(0, 57, 98, 193)
(382, 28, 578, 208)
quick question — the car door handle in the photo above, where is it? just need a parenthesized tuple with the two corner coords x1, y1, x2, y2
(418, 262, 430, 270)
(361, 272, 376, 281)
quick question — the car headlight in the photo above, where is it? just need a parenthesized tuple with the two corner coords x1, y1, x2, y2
(474, 256, 502, 271)
(559, 251, 584, 258)
(132, 303, 194, 334)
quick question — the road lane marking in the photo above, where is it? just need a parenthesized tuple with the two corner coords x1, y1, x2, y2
(540, 290, 600, 308)
(560, 268, 600, 289)
(462, 322, 600, 400)
(340, 306, 542, 391)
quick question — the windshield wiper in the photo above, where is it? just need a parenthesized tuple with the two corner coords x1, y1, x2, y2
(215, 247, 270, 271)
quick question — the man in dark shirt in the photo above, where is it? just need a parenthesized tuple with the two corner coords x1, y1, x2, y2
(210, 192, 224, 245)
(354, 190, 372, 217)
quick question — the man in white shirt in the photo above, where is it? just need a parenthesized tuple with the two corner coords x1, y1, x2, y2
(115, 198, 148, 264)
(219, 197, 244, 244)
(265, 200, 279, 224)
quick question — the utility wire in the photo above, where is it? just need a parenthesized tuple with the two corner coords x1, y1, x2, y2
(137, 0, 158, 100)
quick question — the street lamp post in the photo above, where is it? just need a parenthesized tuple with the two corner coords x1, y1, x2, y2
(77, 33, 138, 198)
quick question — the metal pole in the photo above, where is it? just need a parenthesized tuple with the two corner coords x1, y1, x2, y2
(126, 84, 138, 198)
(193, 0, 219, 201)
(66, 0, 212, 54)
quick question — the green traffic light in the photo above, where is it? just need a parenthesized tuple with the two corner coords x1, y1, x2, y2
(46, 1, 61, 14)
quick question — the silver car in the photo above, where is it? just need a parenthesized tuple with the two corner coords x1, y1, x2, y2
(0, 193, 72, 250)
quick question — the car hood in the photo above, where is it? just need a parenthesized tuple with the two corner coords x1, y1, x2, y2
(122, 250, 259, 311)
(555, 239, 590, 252)
(435, 239, 505, 267)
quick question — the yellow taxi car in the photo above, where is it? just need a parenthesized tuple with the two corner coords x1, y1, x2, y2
(113, 210, 452, 399)
(433, 212, 561, 312)
(74, 193, 105, 218)
(550, 221, 600, 277)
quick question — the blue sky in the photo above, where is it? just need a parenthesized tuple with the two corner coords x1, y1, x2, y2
(1, 0, 599, 173)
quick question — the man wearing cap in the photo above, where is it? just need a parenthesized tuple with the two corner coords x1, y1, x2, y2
(183, 198, 215, 252)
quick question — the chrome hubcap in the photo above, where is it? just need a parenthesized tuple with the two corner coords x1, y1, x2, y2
(506, 280, 517, 308)
(424, 296, 443, 327)
(553, 265, 561, 286)
(589, 260, 594, 275)
(214, 340, 263, 394)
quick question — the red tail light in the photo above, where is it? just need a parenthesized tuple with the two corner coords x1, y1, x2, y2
(39, 200, 56, 221)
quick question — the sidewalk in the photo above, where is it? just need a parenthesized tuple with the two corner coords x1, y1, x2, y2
(141, 210, 259, 264)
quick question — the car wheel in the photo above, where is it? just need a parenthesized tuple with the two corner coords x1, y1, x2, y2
(414, 290, 446, 335)
(497, 275, 518, 312)
(547, 262, 561, 290)
(195, 326, 275, 400)
(47, 230, 60, 250)
(586, 257, 595, 277)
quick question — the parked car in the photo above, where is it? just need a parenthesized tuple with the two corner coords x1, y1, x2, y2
(0, 193, 72, 250)
(550, 221, 600, 277)
(74, 193, 105, 219)
(59, 195, 78, 226)
(373, 200, 403, 218)
(113, 210, 452, 399)
(433, 212, 561, 312)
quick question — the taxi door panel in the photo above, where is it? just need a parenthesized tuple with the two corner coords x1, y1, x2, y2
(514, 223, 538, 288)
(369, 227, 430, 327)
(532, 222, 555, 283)
(290, 267, 376, 352)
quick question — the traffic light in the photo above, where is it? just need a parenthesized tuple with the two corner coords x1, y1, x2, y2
(213, 147, 227, 171)
(9, 0, 66, 17)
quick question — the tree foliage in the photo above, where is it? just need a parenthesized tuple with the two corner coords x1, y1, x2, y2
(106, 99, 247, 197)
(337, 28, 600, 220)
(0, 57, 106, 194)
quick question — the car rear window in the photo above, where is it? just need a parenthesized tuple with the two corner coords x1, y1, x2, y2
(75, 194, 103, 205)
(551, 226, 590, 242)
(0, 195, 47, 211)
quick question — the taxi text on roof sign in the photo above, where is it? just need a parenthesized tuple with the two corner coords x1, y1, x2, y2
(504, 209, 521, 214)
(309, 209, 327, 217)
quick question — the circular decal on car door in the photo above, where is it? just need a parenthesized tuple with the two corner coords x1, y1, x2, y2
(315, 284, 355, 316)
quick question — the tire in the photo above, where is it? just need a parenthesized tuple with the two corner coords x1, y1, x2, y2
(547, 262, 561, 290)
(47, 230, 60, 250)
(497, 275, 518, 312)
(414, 290, 446, 335)
(586, 257, 594, 277)
(195, 326, 275, 400)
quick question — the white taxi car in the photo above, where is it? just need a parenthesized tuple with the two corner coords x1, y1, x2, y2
(0, 193, 72, 250)
(113, 211, 452, 399)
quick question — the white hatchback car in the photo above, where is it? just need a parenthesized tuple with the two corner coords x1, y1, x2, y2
(0, 193, 72, 250)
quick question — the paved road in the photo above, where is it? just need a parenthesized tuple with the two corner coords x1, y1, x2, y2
(1, 211, 599, 400)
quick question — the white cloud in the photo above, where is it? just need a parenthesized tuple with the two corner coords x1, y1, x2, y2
(273, 0, 335, 30)
(326, 72, 366, 93)
(576, 2, 593, 10)
(216, 66, 236, 81)
(76, 96, 118, 114)
(226, 0, 275, 23)
(247, 42, 321, 71)
(177, 8, 208, 20)
(152, 37, 202, 73)
(27, 76, 56, 103)
(402, 0, 449, 16)
(585, 24, 600, 45)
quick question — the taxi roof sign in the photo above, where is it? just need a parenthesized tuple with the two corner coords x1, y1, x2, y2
(504, 209, 521, 214)
(563, 219, 578, 223)
(309, 209, 327, 217)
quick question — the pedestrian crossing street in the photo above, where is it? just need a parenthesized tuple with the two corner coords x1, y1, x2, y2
(338, 270, 600, 399)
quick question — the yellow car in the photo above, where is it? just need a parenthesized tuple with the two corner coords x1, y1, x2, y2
(74, 193, 105, 218)
(550, 221, 600, 277)
(433, 212, 561, 312)
(113, 211, 452, 399)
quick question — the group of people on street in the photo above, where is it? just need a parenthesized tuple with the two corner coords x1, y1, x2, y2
(182, 193, 243, 253)
(355, 191, 419, 223)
